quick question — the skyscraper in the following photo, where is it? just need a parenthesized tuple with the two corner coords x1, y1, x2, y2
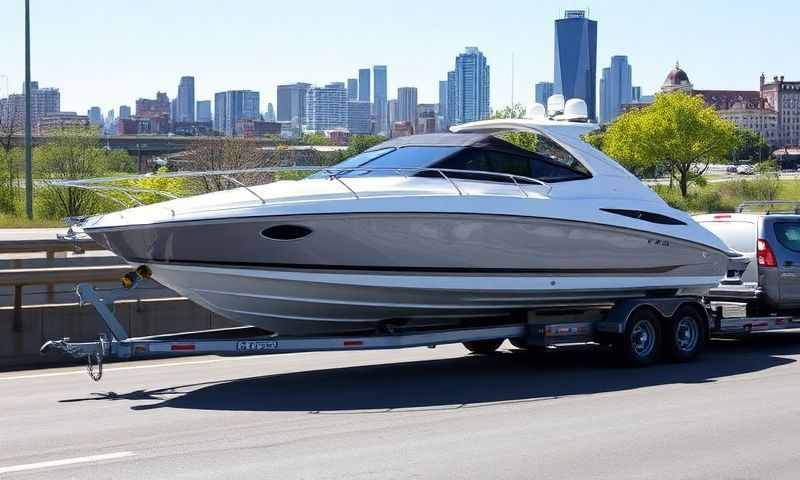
(554, 10, 597, 121)
(276, 82, 311, 129)
(535, 81, 554, 105)
(358, 68, 371, 103)
(438, 80, 450, 130)
(0, 81, 60, 127)
(454, 47, 490, 124)
(599, 55, 632, 124)
(347, 78, 358, 100)
(87, 106, 103, 126)
(214, 90, 260, 136)
(348, 101, 371, 134)
(176, 76, 195, 122)
(196, 100, 212, 122)
(305, 83, 348, 132)
(632, 86, 642, 103)
(265, 102, 275, 122)
(397, 87, 418, 128)
(119, 105, 131, 119)
(373, 65, 388, 135)
(446, 70, 456, 128)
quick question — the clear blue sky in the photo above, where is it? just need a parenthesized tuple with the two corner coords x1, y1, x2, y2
(1, 0, 797, 115)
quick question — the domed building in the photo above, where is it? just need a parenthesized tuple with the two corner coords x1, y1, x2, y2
(661, 62, 694, 93)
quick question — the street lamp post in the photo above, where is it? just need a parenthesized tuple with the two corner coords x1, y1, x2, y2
(24, 0, 33, 219)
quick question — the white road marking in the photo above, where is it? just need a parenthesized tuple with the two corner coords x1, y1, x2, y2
(0, 355, 271, 381)
(0, 451, 135, 474)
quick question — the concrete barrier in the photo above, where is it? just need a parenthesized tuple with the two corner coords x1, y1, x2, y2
(0, 298, 239, 369)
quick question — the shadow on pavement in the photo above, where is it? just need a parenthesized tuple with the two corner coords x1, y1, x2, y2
(60, 332, 800, 413)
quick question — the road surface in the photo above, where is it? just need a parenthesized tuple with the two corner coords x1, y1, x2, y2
(2, 336, 800, 479)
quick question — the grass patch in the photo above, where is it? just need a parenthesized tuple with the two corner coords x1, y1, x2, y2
(0, 213, 65, 228)
(655, 177, 800, 213)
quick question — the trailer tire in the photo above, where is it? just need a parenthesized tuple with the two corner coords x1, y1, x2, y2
(617, 308, 661, 366)
(664, 305, 706, 362)
(463, 339, 504, 354)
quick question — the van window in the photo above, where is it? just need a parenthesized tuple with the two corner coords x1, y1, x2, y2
(774, 223, 800, 253)
(698, 221, 756, 253)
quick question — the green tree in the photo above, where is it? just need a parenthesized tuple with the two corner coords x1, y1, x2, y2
(602, 92, 737, 196)
(730, 127, 771, 163)
(499, 132, 539, 152)
(492, 104, 527, 119)
(300, 132, 333, 146)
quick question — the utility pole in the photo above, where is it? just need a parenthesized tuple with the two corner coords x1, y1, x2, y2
(24, 0, 33, 219)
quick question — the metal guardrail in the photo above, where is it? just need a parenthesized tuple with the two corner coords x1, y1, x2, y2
(0, 236, 129, 333)
(736, 201, 800, 214)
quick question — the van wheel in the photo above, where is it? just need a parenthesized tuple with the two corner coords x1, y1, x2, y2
(618, 308, 661, 366)
(463, 339, 504, 354)
(664, 305, 706, 362)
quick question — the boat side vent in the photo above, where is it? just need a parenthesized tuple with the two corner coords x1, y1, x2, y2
(601, 209, 686, 226)
(261, 225, 313, 240)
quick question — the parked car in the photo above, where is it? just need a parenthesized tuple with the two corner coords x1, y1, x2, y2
(726, 165, 738, 174)
(695, 206, 800, 314)
(736, 164, 754, 175)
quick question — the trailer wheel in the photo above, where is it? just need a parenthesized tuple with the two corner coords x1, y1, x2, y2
(664, 305, 706, 362)
(618, 308, 661, 366)
(463, 339, 504, 354)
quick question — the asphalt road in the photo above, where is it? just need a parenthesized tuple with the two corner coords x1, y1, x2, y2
(3, 337, 800, 479)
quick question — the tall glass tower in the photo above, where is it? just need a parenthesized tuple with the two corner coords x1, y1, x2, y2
(373, 65, 388, 135)
(177, 76, 195, 122)
(554, 10, 597, 121)
(454, 47, 490, 124)
(599, 55, 632, 124)
(358, 68, 371, 103)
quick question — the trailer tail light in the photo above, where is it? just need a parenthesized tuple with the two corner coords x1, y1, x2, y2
(713, 214, 732, 219)
(757, 239, 777, 267)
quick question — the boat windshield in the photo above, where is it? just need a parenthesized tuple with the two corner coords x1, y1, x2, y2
(311, 135, 591, 183)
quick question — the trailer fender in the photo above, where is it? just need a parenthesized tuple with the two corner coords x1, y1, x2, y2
(596, 298, 707, 335)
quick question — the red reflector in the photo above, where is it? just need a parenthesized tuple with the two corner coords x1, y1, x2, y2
(757, 239, 777, 267)
(713, 214, 732, 219)
(343, 340, 363, 347)
(171, 344, 195, 351)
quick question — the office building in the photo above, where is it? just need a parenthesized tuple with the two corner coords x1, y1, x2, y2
(87, 106, 103, 126)
(454, 47, 490, 124)
(347, 78, 358, 100)
(305, 82, 348, 132)
(348, 100, 371, 134)
(438, 80, 450, 130)
(0, 81, 60, 128)
(176, 76, 195, 122)
(388, 99, 398, 126)
(136, 92, 170, 118)
(535, 81, 554, 105)
(264, 102, 275, 122)
(214, 90, 260, 136)
(196, 100, 212, 122)
(632, 86, 641, 103)
(397, 87, 418, 129)
(599, 56, 632, 124)
(373, 65, 388, 135)
(358, 68, 371, 102)
(276, 82, 311, 130)
(119, 105, 131, 119)
(554, 10, 597, 121)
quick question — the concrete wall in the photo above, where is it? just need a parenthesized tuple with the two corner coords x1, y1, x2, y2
(0, 298, 238, 369)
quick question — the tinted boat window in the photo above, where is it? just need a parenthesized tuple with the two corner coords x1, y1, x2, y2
(313, 146, 461, 178)
(309, 148, 394, 178)
(430, 147, 589, 183)
(774, 223, 800, 253)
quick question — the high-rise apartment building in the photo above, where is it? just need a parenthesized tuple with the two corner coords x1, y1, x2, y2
(347, 78, 358, 100)
(599, 56, 632, 124)
(176, 76, 195, 122)
(535, 81, 554, 105)
(196, 100, 212, 122)
(348, 100, 371, 134)
(305, 83, 348, 132)
(276, 82, 311, 129)
(554, 10, 597, 121)
(358, 68, 371, 103)
(214, 90, 260, 136)
(397, 87, 418, 129)
(373, 65, 388, 135)
(0, 81, 60, 128)
(762, 75, 800, 148)
(454, 47, 490, 124)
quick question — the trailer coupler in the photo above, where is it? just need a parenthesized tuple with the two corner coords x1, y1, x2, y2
(40, 334, 109, 381)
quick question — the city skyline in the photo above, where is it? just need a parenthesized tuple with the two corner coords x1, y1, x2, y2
(2, 1, 798, 115)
